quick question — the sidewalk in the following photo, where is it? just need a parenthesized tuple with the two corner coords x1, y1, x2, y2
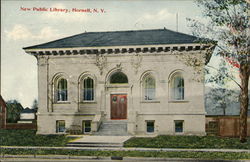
(68, 135, 131, 143)
(1, 155, 248, 162)
(1, 145, 250, 153)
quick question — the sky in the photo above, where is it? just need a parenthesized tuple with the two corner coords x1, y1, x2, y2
(1, 0, 239, 108)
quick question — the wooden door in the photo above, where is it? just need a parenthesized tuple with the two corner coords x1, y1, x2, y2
(111, 94, 127, 119)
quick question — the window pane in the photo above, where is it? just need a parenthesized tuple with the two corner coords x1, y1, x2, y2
(110, 72, 128, 84)
(58, 90, 67, 101)
(84, 89, 94, 100)
(58, 79, 67, 89)
(147, 121, 154, 133)
(83, 78, 94, 101)
(172, 74, 184, 100)
(175, 121, 183, 133)
(57, 120, 65, 133)
(83, 121, 91, 133)
(57, 78, 67, 101)
(144, 75, 155, 100)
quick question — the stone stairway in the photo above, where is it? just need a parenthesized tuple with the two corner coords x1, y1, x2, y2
(66, 120, 131, 148)
(94, 120, 129, 136)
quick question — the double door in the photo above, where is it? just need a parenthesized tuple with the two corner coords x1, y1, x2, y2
(110, 94, 127, 119)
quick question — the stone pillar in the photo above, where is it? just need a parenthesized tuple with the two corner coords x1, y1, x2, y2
(37, 56, 49, 113)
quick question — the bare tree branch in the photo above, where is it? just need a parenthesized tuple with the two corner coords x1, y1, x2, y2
(206, 65, 242, 89)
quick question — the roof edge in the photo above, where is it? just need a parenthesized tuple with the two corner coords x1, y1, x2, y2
(23, 28, 198, 50)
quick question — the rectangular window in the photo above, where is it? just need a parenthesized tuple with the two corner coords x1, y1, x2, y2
(146, 121, 154, 133)
(56, 120, 65, 133)
(175, 120, 184, 133)
(82, 120, 91, 133)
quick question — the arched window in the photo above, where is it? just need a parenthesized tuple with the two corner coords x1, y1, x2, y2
(171, 73, 184, 100)
(57, 78, 68, 101)
(83, 77, 94, 101)
(143, 74, 156, 100)
(110, 72, 128, 84)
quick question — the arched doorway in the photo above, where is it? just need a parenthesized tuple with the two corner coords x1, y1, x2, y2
(109, 71, 128, 120)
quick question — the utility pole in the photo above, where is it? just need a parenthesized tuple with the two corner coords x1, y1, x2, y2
(176, 13, 178, 32)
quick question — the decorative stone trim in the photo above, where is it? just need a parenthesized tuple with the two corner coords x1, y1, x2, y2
(131, 54, 142, 74)
(25, 44, 211, 56)
(95, 54, 107, 75)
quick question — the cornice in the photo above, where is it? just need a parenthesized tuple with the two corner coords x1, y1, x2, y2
(24, 43, 212, 56)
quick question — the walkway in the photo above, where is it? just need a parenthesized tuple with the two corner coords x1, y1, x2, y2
(68, 135, 131, 143)
(1, 146, 250, 153)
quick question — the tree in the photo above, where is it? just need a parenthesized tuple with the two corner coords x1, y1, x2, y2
(206, 88, 239, 115)
(189, 0, 249, 142)
(31, 99, 38, 112)
(6, 100, 24, 123)
(206, 59, 239, 115)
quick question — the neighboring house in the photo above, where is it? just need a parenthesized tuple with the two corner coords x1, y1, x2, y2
(24, 28, 213, 135)
(0, 95, 7, 129)
(18, 107, 36, 123)
(205, 87, 250, 137)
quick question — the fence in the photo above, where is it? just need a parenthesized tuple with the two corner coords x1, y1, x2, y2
(5, 123, 37, 130)
(206, 116, 250, 137)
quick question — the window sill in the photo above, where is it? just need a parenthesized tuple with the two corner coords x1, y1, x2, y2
(141, 100, 160, 103)
(168, 100, 189, 103)
(80, 101, 97, 104)
(174, 132, 184, 135)
(54, 101, 71, 104)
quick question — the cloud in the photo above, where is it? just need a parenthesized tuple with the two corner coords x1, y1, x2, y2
(142, 9, 175, 21)
(42, 3, 89, 22)
(36, 26, 60, 40)
(5, 24, 33, 41)
(133, 9, 176, 30)
(5, 24, 60, 41)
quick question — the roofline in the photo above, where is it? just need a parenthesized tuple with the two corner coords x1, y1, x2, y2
(23, 28, 199, 50)
(24, 43, 212, 53)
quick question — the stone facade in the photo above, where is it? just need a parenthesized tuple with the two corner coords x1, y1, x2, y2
(24, 29, 212, 135)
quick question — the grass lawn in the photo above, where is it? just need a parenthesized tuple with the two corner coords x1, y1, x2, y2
(0, 130, 249, 160)
(0, 130, 73, 146)
(124, 135, 250, 149)
(1, 148, 250, 160)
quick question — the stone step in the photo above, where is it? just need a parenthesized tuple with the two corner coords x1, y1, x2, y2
(102, 120, 127, 124)
(99, 126, 126, 129)
(94, 120, 128, 136)
(98, 127, 127, 131)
